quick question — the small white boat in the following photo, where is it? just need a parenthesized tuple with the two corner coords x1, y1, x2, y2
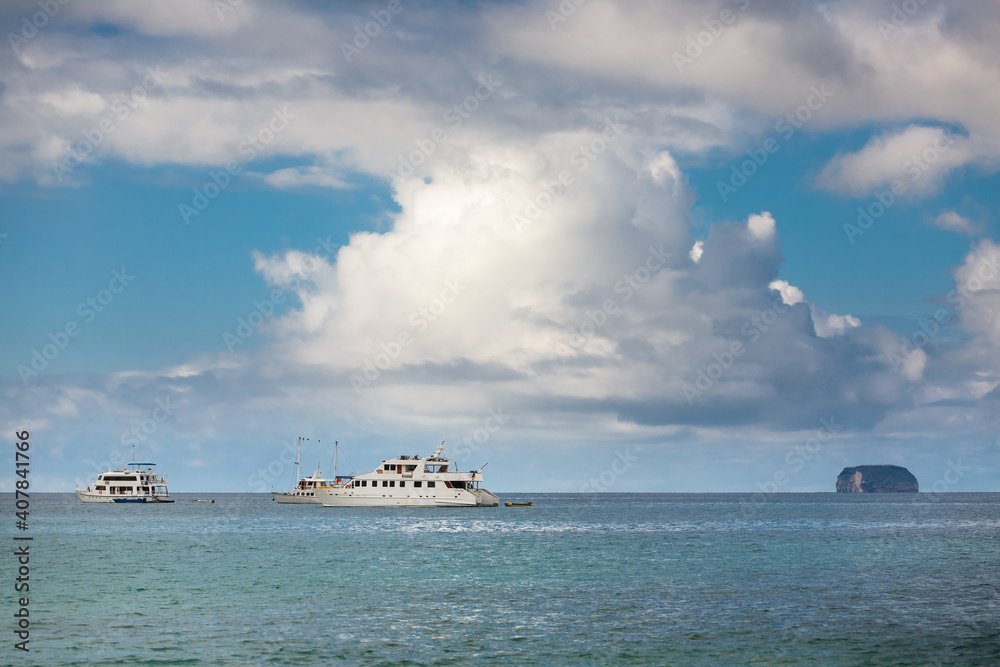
(192, 499, 215, 503)
(76, 462, 173, 503)
(273, 466, 343, 504)
(314, 442, 499, 508)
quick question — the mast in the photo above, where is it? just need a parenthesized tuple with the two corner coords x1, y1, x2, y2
(296, 436, 308, 484)
(334, 441, 338, 478)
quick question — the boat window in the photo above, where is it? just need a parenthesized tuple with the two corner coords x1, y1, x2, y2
(405, 465, 417, 472)
(427, 481, 435, 488)
(414, 481, 422, 488)
(389, 481, 395, 487)
(95, 485, 106, 491)
(382, 480, 388, 487)
(360, 480, 367, 487)
(399, 481, 405, 488)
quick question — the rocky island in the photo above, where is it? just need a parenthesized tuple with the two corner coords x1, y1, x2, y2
(836, 465, 919, 493)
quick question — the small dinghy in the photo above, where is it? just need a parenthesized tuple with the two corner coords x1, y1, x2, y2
(505, 501, 533, 507)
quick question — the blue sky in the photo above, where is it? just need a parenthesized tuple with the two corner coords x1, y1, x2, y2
(2, 0, 998, 492)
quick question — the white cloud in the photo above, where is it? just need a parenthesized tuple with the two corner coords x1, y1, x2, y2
(689, 240, 704, 263)
(901, 347, 927, 382)
(263, 166, 352, 190)
(933, 211, 980, 235)
(769, 280, 804, 306)
(770, 279, 860, 337)
(951, 239, 1000, 351)
(3, 1, 1000, 192)
(38, 88, 107, 115)
(811, 310, 861, 338)
(69, 0, 258, 37)
(815, 125, 976, 196)
(747, 211, 776, 240)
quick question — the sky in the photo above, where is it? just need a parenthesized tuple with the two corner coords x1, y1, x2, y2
(1, 0, 998, 493)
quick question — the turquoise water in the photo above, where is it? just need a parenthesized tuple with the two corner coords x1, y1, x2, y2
(9, 493, 1000, 665)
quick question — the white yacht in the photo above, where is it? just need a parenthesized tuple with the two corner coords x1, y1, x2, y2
(272, 464, 342, 504)
(314, 443, 499, 508)
(272, 437, 345, 504)
(76, 462, 173, 503)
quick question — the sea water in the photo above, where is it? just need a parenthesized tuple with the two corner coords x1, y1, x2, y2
(8, 493, 999, 665)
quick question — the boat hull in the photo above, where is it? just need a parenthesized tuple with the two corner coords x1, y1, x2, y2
(272, 492, 323, 504)
(315, 487, 499, 508)
(76, 490, 173, 503)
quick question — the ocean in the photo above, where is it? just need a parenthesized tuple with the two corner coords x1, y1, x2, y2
(9, 493, 999, 665)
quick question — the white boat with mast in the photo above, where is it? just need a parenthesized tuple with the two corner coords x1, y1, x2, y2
(314, 442, 499, 508)
(272, 437, 347, 504)
(76, 461, 173, 503)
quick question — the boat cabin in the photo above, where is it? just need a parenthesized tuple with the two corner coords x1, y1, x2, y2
(90, 463, 167, 498)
